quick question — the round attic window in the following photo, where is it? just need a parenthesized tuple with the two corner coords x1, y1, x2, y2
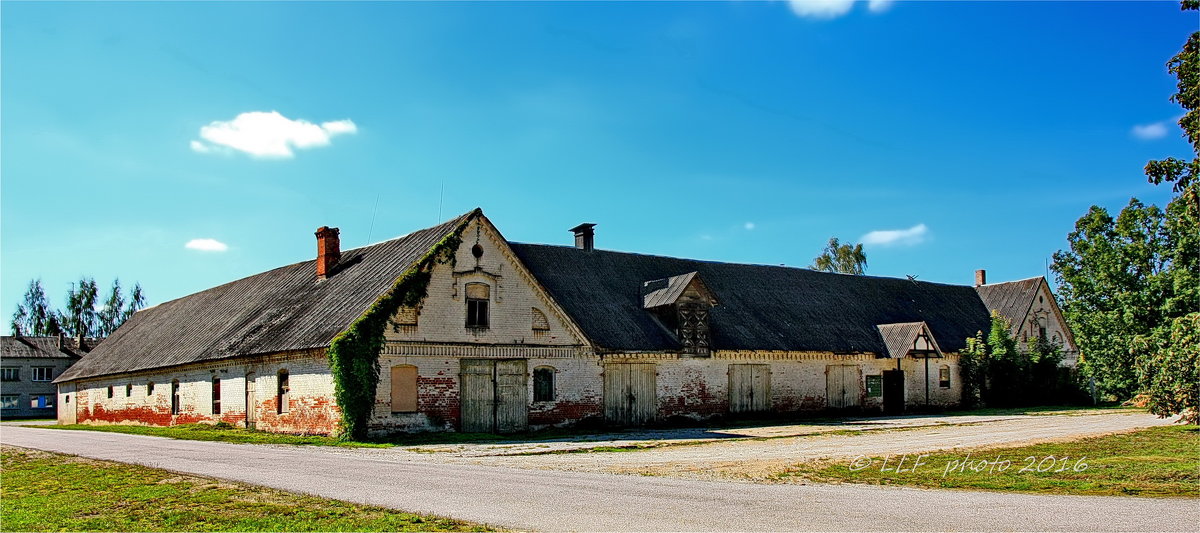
(471, 244, 484, 259)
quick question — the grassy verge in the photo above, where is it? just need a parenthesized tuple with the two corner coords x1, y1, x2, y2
(769, 424, 1199, 498)
(0, 446, 494, 532)
(37, 422, 614, 447)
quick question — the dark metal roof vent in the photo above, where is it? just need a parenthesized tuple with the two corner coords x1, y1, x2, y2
(570, 223, 596, 251)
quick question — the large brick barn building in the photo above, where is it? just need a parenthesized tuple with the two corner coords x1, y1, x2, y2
(54, 209, 1076, 435)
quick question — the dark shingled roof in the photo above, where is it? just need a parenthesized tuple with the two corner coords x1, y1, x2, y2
(56, 211, 475, 383)
(509, 244, 993, 354)
(974, 277, 1043, 331)
(1, 336, 94, 360)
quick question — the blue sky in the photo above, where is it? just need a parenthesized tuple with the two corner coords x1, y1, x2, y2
(1, 1, 1194, 319)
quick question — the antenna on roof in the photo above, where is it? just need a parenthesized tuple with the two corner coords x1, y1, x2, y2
(437, 178, 445, 222)
(365, 194, 380, 245)
(906, 274, 919, 284)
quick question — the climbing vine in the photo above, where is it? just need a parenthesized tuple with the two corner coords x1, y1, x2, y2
(328, 216, 470, 440)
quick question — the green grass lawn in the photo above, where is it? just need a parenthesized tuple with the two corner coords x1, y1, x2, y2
(769, 424, 1199, 498)
(0, 446, 494, 532)
(38, 422, 598, 447)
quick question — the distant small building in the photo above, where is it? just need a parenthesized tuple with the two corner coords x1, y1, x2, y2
(1, 335, 97, 419)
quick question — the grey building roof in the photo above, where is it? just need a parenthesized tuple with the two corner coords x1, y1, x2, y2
(56, 211, 475, 383)
(974, 277, 1043, 330)
(1, 336, 93, 360)
(54, 208, 1048, 383)
(509, 244, 993, 355)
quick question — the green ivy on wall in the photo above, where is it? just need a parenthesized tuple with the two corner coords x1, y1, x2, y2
(328, 216, 470, 440)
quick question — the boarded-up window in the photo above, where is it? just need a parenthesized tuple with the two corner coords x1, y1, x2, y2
(390, 365, 418, 413)
(393, 306, 419, 327)
(939, 366, 951, 388)
(533, 367, 555, 402)
(531, 308, 550, 332)
(212, 377, 222, 414)
(277, 370, 290, 414)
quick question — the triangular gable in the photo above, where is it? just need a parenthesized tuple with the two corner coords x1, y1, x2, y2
(975, 277, 1042, 335)
(876, 321, 943, 358)
(471, 214, 593, 348)
(642, 271, 718, 309)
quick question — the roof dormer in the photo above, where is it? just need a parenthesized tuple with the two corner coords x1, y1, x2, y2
(642, 272, 719, 356)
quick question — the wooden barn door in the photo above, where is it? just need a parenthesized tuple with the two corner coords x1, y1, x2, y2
(494, 360, 529, 433)
(460, 359, 528, 433)
(604, 363, 656, 426)
(61, 383, 77, 424)
(729, 364, 771, 413)
(826, 365, 862, 408)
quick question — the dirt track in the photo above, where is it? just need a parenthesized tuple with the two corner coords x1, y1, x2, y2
(389, 410, 1178, 479)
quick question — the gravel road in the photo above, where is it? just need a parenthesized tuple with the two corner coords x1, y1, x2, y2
(1, 411, 1192, 532)
(430, 411, 1179, 479)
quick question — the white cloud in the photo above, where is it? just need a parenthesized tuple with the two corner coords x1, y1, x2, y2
(788, 0, 855, 18)
(861, 223, 929, 247)
(1131, 121, 1168, 141)
(787, 0, 892, 19)
(867, 0, 893, 13)
(191, 111, 357, 158)
(744, 222, 756, 230)
(185, 238, 228, 252)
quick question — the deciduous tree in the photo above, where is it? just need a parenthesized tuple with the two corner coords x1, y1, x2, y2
(810, 237, 867, 275)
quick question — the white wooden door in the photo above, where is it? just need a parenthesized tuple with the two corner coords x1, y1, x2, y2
(729, 364, 771, 413)
(604, 363, 657, 425)
(460, 359, 528, 433)
(826, 365, 862, 408)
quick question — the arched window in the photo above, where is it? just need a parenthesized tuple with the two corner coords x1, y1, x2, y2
(531, 308, 550, 332)
(170, 380, 181, 415)
(390, 365, 418, 413)
(465, 283, 490, 328)
(277, 370, 290, 414)
(533, 367, 555, 402)
(938, 366, 951, 388)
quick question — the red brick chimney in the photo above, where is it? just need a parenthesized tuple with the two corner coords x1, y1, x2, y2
(315, 226, 341, 280)
(975, 269, 987, 287)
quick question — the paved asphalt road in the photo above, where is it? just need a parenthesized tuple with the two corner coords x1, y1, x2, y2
(2, 425, 1193, 532)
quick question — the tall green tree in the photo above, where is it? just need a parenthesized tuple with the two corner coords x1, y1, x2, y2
(122, 283, 146, 324)
(61, 277, 100, 337)
(97, 279, 126, 337)
(810, 237, 867, 275)
(9, 279, 61, 336)
(9, 277, 147, 338)
(1050, 201, 1170, 398)
(1136, 0, 1200, 423)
